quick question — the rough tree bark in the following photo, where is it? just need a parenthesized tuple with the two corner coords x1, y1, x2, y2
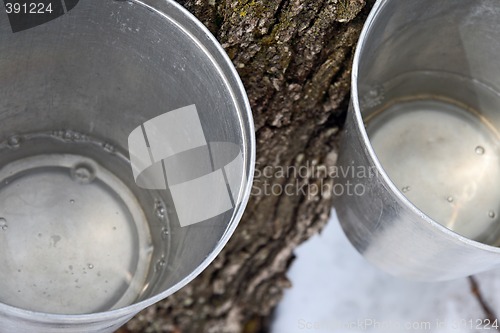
(118, 0, 374, 332)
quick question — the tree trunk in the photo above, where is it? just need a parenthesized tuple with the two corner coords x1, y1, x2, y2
(119, 0, 373, 332)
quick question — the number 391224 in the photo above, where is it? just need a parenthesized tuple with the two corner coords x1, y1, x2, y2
(5, 2, 54, 14)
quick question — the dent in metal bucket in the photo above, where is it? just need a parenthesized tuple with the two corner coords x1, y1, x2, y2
(0, 0, 255, 331)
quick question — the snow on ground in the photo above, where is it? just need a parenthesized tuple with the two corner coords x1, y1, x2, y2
(272, 209, 500, 333)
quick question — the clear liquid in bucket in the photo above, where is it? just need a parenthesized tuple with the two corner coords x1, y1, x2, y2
(0, 131, 160, 314)
(365, 72, 500, 245)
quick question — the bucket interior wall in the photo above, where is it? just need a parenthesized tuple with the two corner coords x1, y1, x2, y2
(0, 0, 248, 309)
(357, 0, 500, 124)
(355, 0, 500, 244)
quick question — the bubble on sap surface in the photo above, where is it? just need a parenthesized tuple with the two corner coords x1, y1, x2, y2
(489, 210, 496, 219)
(475, 146, 485, 155)
(88, 264, 94, 269)
(70, 163, 96, 184)
(50, 235, 62, 247)
(0, 217, 7, 231)
(156, 206, 165, 218)
(52, 130, 64, 137)
(7, 135, 21, 149)
(161, 227, 169, 240)
(69, 199, 75, 204)
(401, 186, 411, 193)
(155, 201, 166, 219)
(52, 129, 86, 142)
(102, 142, 115, 153)
(64, 130, 73, 140)
(447, 196, 454, 203)
(155, 258, 166, 272)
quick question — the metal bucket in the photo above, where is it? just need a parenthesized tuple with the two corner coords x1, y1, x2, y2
(0, 0, 255, 331)
(336, 0, 500, 280)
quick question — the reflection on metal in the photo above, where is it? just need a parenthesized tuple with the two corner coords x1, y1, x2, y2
(128, 105, 243, 227)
